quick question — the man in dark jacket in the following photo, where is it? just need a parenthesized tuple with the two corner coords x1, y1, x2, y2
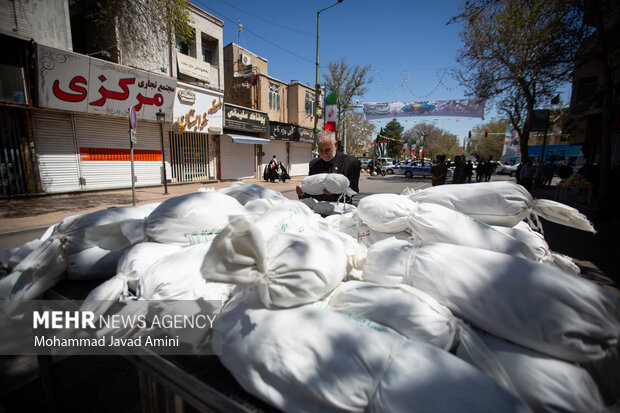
(296, 131, 361, 203)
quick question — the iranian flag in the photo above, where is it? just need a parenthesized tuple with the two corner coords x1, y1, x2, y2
(324, 91, 337, 132)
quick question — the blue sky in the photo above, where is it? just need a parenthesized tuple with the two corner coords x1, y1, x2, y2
(193, 0, 569, 144)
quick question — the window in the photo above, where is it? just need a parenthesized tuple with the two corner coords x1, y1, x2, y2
(305, 91, 315, 116)
(201, 34, 217, 65)
(269, 83, 280, 111)
(176, 28, 196, 57)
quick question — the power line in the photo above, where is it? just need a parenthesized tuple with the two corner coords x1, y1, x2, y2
(209, 0, 312, 37)
(194, 0, 316, 65)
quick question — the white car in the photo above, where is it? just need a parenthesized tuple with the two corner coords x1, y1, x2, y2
(495, 162, 518, 176)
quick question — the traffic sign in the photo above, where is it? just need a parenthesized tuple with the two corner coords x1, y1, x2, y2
(130, 129, 137, 144)
(129, 107, 137, 130)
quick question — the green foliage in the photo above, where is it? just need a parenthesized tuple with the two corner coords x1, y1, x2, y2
(343, 113, 375, 157)
(453, 0, 587, 160)
(382, 119, 404, 158)
(404, 123, 462, 161)
(88, 0, 193, 59)
(324, 58, 372, 142)
(467, 120, 508, 161)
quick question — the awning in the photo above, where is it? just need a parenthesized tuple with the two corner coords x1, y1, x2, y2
(224, 133, 270, 145)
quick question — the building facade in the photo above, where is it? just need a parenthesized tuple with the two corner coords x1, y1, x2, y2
(223, 43, 316, 179)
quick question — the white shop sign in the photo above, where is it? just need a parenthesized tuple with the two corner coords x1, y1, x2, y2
(177, 52, 211, 84)
(37, 44, 176, 121)
(172, 81, 223, 134)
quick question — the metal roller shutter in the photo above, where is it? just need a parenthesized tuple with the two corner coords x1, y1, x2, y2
(33, 112, 81, 193)
(219, 135, 255, 180)
(289, 142, 311, 176)
(74, 115, 165, 190)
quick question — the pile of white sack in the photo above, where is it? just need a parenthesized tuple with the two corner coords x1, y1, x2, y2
(1, 181, 619, 413)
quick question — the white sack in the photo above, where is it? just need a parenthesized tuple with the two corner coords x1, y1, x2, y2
(81, 242, 183, 315)
(219, 293, 531, 413)
(0, 239, 65, 315)
(326, 280, 515, 390)
(301, 173, 357, 197)
(404, 181, 532, 227)
(253, 200, 324, 242)
(55, 203, 158, 236)
(357, 193, 415, 232)
(62, 218, 146, 255)
(479, 334, 606, 413)
(145, 192, 247, 246)
(497, 222, 580, 273)
(358, 194, 535, 259)
(218, 182, 287, 205)
(324, 231, 367, 279)
(201, 216, 346, 308)
(405, 181, 595, 232)
(493, 224, 552, 262)
(549, 251, 581, 274)
(301, 198, 356, 216)
(363, 238, 620, 362)
(244, 198, 283, 220)
(325, 212, 411, 248)
(326, 281, 457, 350)
(94, 243, 229, 352)
(6, 239, 44, 269)
(4, 225, 54, 269)
(66, 246, 124, 280)
(137, 243, 231, 302)
(532, 198, 596, 233)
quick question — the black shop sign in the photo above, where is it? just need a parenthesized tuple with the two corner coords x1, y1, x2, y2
(224, 104, 268, 133)
(270, 121, 314, 143)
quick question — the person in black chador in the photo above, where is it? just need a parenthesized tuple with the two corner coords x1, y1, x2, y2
(267, 155, 279, 182)
(296, 131, 361, 203)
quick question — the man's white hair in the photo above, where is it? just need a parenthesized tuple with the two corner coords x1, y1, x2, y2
(317, 130, 336, 145)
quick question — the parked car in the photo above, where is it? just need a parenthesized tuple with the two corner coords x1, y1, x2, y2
(385, 161, 412, 175)
(395, 161, 454, 179)
(376, 157, 395, 168)
(495, 162, 518, 176)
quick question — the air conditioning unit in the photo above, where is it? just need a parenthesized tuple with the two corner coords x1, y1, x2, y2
(240, 53, 251, 66)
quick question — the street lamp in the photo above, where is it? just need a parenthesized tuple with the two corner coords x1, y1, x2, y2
(156, 109, 169, 195)
(313, 0, 344, 150)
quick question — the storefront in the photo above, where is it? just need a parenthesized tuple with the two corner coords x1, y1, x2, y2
(170, 82, 222, 183)
(267, 121, 313, 177)
(0, 35, 37, 195)
(289, 127, 313, 176)
(221, 104, 269, 180)
(35, 44, 176, 193)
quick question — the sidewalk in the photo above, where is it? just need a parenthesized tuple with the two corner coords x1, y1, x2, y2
(0, 177, 304, 235)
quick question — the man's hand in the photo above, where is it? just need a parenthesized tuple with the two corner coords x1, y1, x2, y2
(296, 184, 304, 197)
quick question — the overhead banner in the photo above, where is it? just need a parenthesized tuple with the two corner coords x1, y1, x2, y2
(363, 99, 486, 120)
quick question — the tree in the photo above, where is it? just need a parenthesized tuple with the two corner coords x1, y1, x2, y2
(404, 123, 462, 161)
(343, 114, 375, 157)
(382, 119, 405, 158)
(467, 120, 508, 161)
(452, 0, 587, 162)
(323, 58, 372, 144)
(79, 0, 193, 71)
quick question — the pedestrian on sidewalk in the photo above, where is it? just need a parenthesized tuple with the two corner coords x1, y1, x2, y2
(519, 160, 536, 193)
